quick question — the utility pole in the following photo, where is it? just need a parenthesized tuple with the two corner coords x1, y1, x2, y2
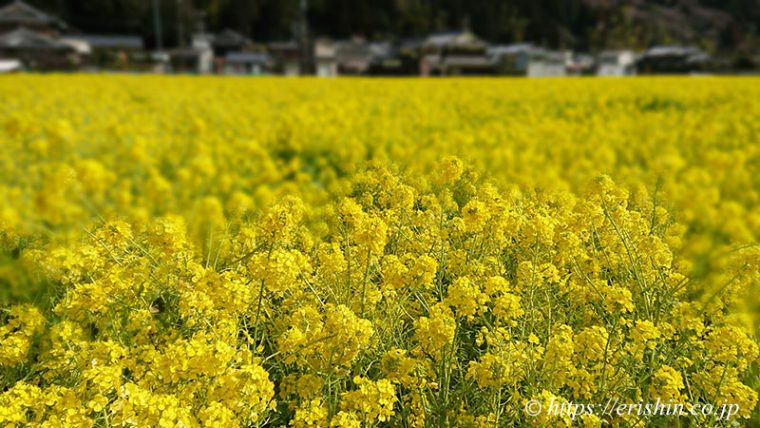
(176, 0, 185, 47)
(152, 0, 163, 50)
(299, 0, 310, 75)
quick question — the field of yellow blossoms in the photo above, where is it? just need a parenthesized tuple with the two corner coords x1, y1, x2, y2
(0, 75, 759, 427)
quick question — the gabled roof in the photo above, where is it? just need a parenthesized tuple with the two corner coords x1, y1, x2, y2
(0, 26, 70, 49)
(0, 0, 66, 29)
(213, 29, 250, 47)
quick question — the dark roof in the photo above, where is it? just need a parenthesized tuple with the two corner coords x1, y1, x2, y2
(0, 26, 70, 50)
(74, 34, 143, 49)
(213, 29, 250, 47)
(0, 0, 66, 29)
(225, 51, 268, 64)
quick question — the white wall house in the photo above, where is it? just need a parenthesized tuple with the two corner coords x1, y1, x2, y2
(314, 39, 337, 77)
(526, 49, 568, 77)
(597, 50, 636, 76)
(191, 33, 213, 74)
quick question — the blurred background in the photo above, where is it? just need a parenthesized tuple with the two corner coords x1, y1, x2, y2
(0, 0, 758, 75)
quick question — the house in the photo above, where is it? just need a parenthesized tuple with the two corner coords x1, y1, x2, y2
(368, 39, 423, 75)
(0, 1, 154, 71)
(62, 34, 144, 69)
(488, 44, 569, 77)
(268, 41, 301, 75)
(0, 0, 77, 69)
(0, 26, 76, 69)
(526, 49, 568, 77)
(398, 38, 423, 71)
(0, 0, 66, 35)
(314, 38, 337, 77)
(223, 51, 269, 75)
(488, 43, 533, 75)
(335, 38, 372, 75)
(568, 53, 595, 75)
(636, 45, 712, 74)
(420, 30, 493, 76)
(168, 47, 202, 73)
(212, 29, 252, 58)
(366, 42, 403, 75)
(597, 50, 635, 76)
(149, 51, 169, 73)
(210, 29, 254, 72)
(169, 32, 213, 74)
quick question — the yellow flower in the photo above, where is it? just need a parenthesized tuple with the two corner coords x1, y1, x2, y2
(415, 303, 456, 355)
(648, 365, 684, 403)
(340, 377, 396, 423)
(446, 276, 488, 318)
(292, 399, 328, 427)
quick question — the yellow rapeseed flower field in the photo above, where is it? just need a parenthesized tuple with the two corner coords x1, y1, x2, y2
(0, 75, 758, 427)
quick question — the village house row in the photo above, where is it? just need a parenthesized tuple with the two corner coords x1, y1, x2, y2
(0, 0, 716, 76)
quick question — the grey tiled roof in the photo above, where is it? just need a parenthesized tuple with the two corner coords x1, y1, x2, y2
(0, 26, 70, 49)
(0, 0, 66, 28)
